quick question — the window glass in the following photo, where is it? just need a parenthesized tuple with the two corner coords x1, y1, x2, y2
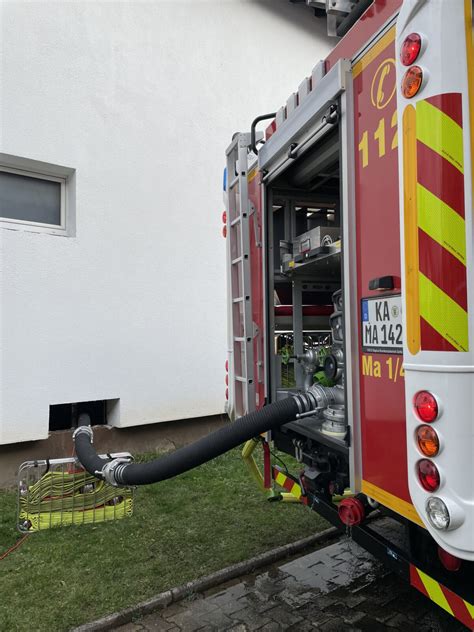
(0, 170, 62, 226)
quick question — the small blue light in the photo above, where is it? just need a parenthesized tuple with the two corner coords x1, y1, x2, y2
(223, 167, 227, 192)
(362, 300, 369, 322)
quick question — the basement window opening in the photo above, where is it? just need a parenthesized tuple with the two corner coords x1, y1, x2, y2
(49, 400, 116, 432)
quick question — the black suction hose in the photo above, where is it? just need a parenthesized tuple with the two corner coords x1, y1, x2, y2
(74, 395, 312, 487)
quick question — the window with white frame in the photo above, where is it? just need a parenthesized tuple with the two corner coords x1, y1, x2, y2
(0, 166, 67, 233)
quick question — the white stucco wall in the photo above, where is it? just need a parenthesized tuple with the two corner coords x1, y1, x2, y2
(0, 0, 331, 444)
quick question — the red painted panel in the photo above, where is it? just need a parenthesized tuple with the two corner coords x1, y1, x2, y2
(354, 31, 410, 503)
(325, 0, 402, 72)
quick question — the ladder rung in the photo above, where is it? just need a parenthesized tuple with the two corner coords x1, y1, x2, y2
(232, 256, 243, 265)
(229, 175, 239, 189)
(233, 297, 244, 303)
(234, 376, 247, 382)
(234, 337, 245, 342)
(231, 217, 241, 227)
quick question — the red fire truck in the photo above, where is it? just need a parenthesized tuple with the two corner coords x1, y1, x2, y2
(224, 0, 474, 627)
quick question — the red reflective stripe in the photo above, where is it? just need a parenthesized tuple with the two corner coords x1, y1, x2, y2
(418, 229, 468, 311)
(410, 565, 429, 598)
(265, 120, 276, 141)
(425, 93, 463, 127)
(420, 317, 458, 352)
(417, 141, 465, 218)
(263, 441, 271, 489)
(439, 585, 474, 630)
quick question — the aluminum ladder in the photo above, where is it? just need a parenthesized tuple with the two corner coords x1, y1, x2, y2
(225, 133, 257, 418)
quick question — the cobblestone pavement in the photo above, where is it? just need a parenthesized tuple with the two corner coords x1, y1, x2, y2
(118, 538, 466, 632)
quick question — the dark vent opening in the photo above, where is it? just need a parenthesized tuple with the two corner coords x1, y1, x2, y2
(49, 400, 108, 431)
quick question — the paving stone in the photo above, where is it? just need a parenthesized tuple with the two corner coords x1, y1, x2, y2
(342, 610, 366, 626)
(385, 612, 420, 630)
(165, 608, 207, 631)
(264, 604, 303, 627)
(230, 607, 272, 630)
(183, 598, 220, 617)
(287, 621, 316, 632)
(318, 616, 347, 631)
(141, 614, 180, 630)
(160, 602, 187, 619)
(198, 607, 235, 629)
(258, 622, 283, 632)
(241, 592, 281, 614)
(117, 536, 468, 632)
(253, 573, 288, 598)
(277, 588, 315, 609)
(353, 615, 389, 631)
(206, 583, 250, 615)
(293, 604, 333, 627)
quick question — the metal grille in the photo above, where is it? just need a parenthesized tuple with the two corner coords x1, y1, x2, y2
(17, 454, 134, 532)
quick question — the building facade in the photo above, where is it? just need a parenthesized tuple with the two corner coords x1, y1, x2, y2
(0, 1, 330, 469)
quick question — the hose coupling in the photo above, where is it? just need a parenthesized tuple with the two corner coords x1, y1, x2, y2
(72, 425, 94, 443)
(292, 391, 318, 414)
(101, 457, 132, 487)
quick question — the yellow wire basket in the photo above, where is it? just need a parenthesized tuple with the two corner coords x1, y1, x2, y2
(17, 454, 135, 532)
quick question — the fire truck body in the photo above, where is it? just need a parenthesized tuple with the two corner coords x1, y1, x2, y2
(225, 0, 474, 627)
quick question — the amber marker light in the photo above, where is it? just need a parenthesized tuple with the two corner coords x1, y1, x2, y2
(402, 66, 424, 98)
(416, 425, 440, 457)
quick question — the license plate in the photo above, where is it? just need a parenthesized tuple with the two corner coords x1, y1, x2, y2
(361, 295, 403, 354)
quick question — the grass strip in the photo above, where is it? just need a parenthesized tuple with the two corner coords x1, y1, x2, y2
(0, 447, 327, 631)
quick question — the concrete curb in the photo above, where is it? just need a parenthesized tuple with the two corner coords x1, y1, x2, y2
(72, 526, 340, 632)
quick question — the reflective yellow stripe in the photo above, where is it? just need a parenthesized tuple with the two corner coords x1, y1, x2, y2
(416, 100, 464, 173)
(465, 0, 474, 201)
(352, 27, 395, 79)
(419, 273, 469, 351)
(275, 471, 303, 500)
(247, 166, 258, 183)
(290, 483, 302, 500)
(464, 600, 474, 620)
(275, 472, 286, 488)
(417, 184, 467, 264)
(403, 104, 421, 355)
(417, 569, 454, 616)
(361, 480, 425, 527)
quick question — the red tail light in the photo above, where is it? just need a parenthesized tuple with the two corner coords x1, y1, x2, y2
(438, 546, 462, 572)
(225, 360, 228, 372)
(417, 459, 440, 492)
(222, 211, 227, 224)
(414, 391, 438, 422)
(225, 388, 229, 401)
(222, 225, 227, 238)
(401, 33, 422, 66)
